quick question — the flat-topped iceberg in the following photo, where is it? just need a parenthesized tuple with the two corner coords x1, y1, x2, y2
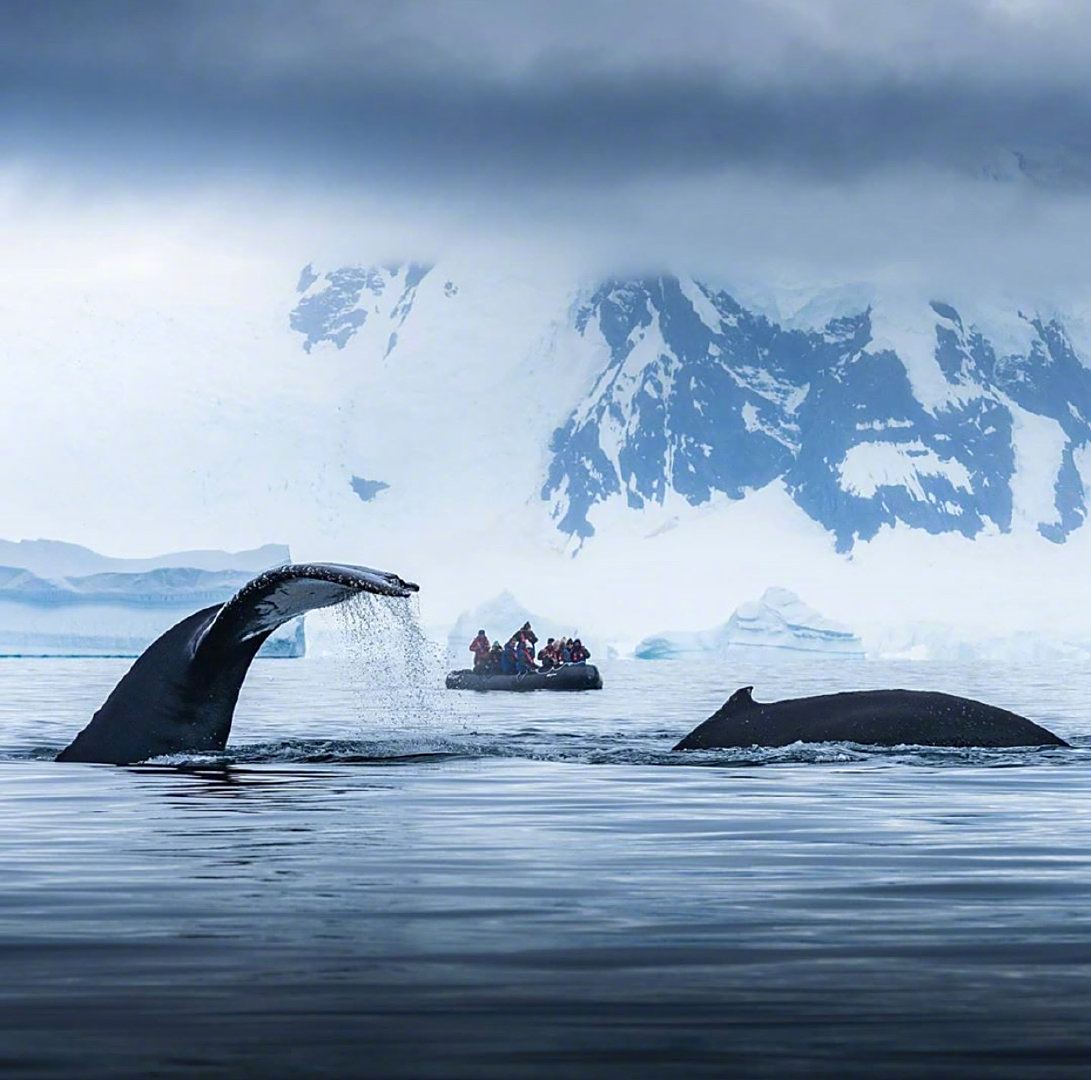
(635, 587, 862, 659)
(0, 541, 303, 657)
(0, 539, 289, 577)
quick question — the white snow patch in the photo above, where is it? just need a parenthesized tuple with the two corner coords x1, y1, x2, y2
(855, 419, 914, 432)
(1006, 400, 1066, 531)
(962, 304, 1038, 359)
(678, 277, 723, 333)
(740, 399, 795, 448)
(838, 441, 972, 501)
(867, 299, 975, 411)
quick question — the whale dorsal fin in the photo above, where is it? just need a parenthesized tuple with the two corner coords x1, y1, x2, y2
(724, 686, 756, 713)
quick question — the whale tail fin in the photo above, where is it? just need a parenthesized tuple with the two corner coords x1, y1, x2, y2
(56, 562, 418, 765)
(195, 562, 418, 656)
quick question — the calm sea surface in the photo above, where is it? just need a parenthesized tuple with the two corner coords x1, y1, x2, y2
(3, 650, 1091, 1078)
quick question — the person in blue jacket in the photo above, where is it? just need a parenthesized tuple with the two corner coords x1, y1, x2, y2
(500, 639, 518, 675)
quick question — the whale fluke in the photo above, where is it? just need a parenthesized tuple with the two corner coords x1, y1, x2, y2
(673, 687, 1069, 750)
(57, 562, 418, 765)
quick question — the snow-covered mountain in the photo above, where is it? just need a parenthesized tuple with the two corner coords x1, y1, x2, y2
(277, 260, 1091, 647)
(8, 250, 1091, 652)
(292, 266, 1091, 554)
(543, 278, 1091, 551)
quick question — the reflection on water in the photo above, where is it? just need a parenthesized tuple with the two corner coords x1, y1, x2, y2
(2, 655, 1091, 1076)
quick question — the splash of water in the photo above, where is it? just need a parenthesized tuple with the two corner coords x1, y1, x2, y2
(331, 592, 454, 735)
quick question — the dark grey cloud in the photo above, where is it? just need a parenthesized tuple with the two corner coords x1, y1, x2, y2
(4, 0, 1091, 192)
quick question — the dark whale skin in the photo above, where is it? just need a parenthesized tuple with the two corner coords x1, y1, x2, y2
(673, 686, 1069, 751)
(56, 562, 417, 765)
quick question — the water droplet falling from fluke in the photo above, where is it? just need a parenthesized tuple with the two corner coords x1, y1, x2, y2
(332, 591, 452, 735)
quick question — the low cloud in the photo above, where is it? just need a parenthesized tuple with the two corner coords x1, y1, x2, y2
(5, 0, 1091, 188)
(5, 0, 1091, 297)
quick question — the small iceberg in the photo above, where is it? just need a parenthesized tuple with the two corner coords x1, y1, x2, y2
(635, 587, 863, 659)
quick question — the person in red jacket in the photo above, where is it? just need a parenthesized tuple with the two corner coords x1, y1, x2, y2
(469, 630, 491, 672)
(538, 638, 558, 670)
(515, 633, 538, 675)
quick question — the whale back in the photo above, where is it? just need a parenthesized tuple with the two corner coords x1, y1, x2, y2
(56, 562, 418, 765)
(673, 688, 1069, 750)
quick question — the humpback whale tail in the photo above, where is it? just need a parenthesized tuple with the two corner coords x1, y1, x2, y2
(57, 563, 419, 765)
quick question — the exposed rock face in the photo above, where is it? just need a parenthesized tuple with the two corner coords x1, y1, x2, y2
(290, 262, 432, 354)
(542, 278, 1091, 550)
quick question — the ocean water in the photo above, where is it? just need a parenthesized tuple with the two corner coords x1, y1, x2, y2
(3, 643, 1091, 1078)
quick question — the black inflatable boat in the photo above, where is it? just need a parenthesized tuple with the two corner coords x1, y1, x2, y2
(445, 664, 603, 692)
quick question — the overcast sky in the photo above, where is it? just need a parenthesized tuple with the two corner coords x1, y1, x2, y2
(5, 0, 1091, 292)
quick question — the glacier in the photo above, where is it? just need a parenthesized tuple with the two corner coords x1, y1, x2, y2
(635, 587, 863, 659)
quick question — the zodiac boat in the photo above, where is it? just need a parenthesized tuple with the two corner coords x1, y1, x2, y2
(445, 664, 603, 692)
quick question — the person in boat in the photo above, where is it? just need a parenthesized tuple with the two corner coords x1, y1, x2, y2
(508, 621, 538, 650)
(500, 638, 518, 675)
(515, 633, 538, 675)
(570, 639, 590, 663)
(538, 638, 557, 670)
(487, 641, 503, 674)
(558, 638, 573, 663)
(469, 629, 491, 672)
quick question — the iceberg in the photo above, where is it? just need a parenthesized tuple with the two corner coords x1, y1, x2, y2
(0, 539, 290, 577)
(635, 587, 863, 659)
(0, 542, 304, 657)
